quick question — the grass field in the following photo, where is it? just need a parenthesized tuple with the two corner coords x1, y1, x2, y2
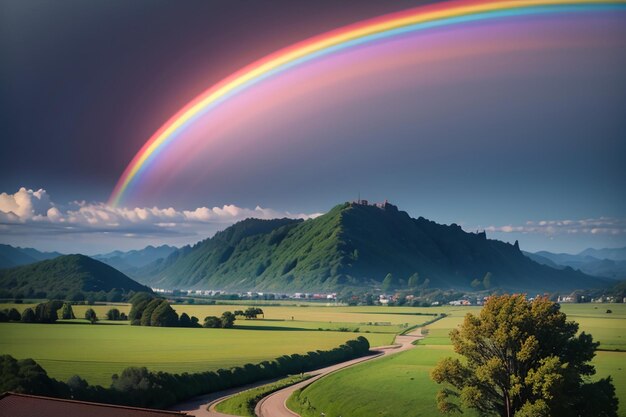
(2, 303, 439, 385)
(216, 374, 310, 416)
(0, 323, 390, 386)
(288, 303, 626, 417)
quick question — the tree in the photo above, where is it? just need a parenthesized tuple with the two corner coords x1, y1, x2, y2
(6, 308, 21, 322)
(220, 311, 236, 328)
(431, 294, 618, 417)
(381, 273, 394, 292)
(21, 308, 36, 323)
(140, 299, 164, 326)
(243, 307, 263, 319)
(203, 316, 221, 328)
(179, 312, 192, 327)
(34, 301, 63, 323)
(84, 308, 98, 324)
(106, 308, 121, 321)
(128, 292, 156, 325)
(408, 273, 420, 289)
(61, 303, 75, 320)
(150, 302, 179, 327)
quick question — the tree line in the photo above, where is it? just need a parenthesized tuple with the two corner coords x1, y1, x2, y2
(0, 336, 370, 409)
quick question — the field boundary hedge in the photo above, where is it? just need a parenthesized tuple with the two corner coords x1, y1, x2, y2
(0, 336, 370, 410)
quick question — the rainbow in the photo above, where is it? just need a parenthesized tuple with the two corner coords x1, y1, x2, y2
(109, 0, 626, 206)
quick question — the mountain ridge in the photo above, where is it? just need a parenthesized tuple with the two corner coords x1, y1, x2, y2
(133, 202, 609, 293)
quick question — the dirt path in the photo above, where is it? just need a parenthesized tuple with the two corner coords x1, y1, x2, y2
(171, 329, 423, 417)
(255, 328, 423, 417)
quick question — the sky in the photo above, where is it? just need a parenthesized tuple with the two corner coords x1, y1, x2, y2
(1, 0, 625, 254)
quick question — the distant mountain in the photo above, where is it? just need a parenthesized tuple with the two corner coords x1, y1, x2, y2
(0, 254, 152, 299)
(524, 248, 626, 280)
(578, 247, 626, 261)
(94, 245, 177, 275)
(0, 244, 62, 269)
(135, 202, 608, 293)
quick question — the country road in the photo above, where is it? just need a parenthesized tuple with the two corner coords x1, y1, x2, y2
(171, 328, 423, 417)
(255, 329, 423, 417)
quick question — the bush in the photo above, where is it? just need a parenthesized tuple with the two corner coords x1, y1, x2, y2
(150, 302, 179, 327)
(203, 316, 221, 328)
(61, 303, 75, 320)
(21, 308, 36, 323)
(84, 308, 98, 324)
(106, 308, 121, 321)
(0, 337, 370, 410)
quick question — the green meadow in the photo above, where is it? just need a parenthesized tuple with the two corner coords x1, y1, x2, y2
(0, 303, 427, 385)
(288, 303, 626, 417)
(1, 301, 623, 415)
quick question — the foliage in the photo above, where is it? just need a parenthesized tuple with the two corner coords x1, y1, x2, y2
(202, 311, 237, 328)
(61, 303, 75, 319)
(430, 294, 618, 417)
(84, 308, 98, 324)
(243, 307, 264, 319)
(220, 311, 236, 328)
(134, 203, 604, 292)
(203, 316, 222, 328)
(150, 302, 179, 327)
(20, 307, 36, 323)
(0, 307, 22, 322)
(0, 337, 370, 409)
(216, 374, 311, 417)
(106, 308, 121, 321)
(0, 254, 151, 300)
(0, 354, 68, 397)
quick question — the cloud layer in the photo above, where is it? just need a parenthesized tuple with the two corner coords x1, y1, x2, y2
(0, 187, 321, 239)
(484, 218, 626, 236)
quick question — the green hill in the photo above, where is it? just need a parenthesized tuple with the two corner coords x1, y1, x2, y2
(0, 254, 152, 299)
(136, 202, 610, 292)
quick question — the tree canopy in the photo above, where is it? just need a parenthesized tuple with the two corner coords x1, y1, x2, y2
(84, 308, 98, 324)
(431, 294, 618, 417)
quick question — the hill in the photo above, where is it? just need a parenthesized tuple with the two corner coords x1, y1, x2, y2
(94, 244, 177, 275)
(135, 202, 609, 293)
(0, 244, 62, 269)
(524, 249, 626, 280)
(0, 254, 152, 299)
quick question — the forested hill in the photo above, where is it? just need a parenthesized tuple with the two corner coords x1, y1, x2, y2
(135, 202, 610, 293)
(0, 254, 152, 299)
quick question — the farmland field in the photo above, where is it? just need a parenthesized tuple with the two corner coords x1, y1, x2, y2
(288, 303, 626, 417)
(1, 303, 440, 385)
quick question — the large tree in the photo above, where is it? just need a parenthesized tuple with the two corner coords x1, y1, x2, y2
(431, 294, 617, 417)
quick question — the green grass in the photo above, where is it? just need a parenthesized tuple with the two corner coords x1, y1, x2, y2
(216, 374, 310, 417)
(288, 304, 626, 417)
(0, 322, 389, 386)
(2, 303, 440, 334)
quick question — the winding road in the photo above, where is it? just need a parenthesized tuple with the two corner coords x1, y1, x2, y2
(171, 328, 423, 417)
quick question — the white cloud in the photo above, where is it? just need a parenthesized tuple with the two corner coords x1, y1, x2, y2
(484, 217, 626, 236)
(0, 187, 322, 238)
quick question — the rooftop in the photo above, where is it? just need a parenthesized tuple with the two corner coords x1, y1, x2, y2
(0, 392, 187, 417)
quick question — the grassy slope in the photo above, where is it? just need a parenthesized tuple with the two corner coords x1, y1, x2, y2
(0, 254, 150, 295)
(138, 202, 604, 292)
(216, 374, 310, 417)
(288, 304, 626, 417)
